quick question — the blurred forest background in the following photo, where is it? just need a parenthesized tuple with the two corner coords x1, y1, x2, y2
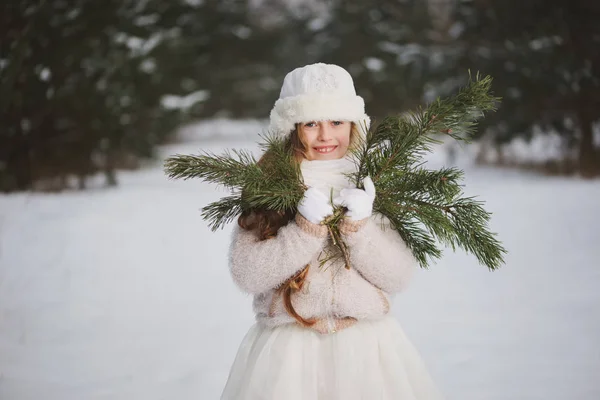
(1, 0, 599, 192)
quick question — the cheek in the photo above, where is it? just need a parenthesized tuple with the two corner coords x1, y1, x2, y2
(339, 134, 350, 148)
(336, 128, 351, 148)
(303, 130, 318, 146)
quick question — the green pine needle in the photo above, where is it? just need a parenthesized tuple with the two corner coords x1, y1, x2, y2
(164, 133, 304, 231)
(164, 72, 506, 270)
(345, 73, 505, 269)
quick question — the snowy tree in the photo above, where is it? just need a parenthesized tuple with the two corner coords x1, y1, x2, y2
(454, 0, 600, 176)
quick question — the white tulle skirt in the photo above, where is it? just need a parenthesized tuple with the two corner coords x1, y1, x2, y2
(221, 316, 444, 400)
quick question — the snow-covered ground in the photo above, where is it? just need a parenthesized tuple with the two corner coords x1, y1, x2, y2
(1, 121, 599, 400)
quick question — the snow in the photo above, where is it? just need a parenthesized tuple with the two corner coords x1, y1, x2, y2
(469, 123, 600, 167)
(183, 0, 204, 7)
(448, 21, 465, 39)
(248, 0, 332, 29)
(175, 118, 268, 142)
(114, 31, 165, 58)
(1, 122, 600, 400)
(231, 25, 252, 40)
(379, 42, 426, 66)
(528, 36, 563, 51)
(160, 90, 210, 111)
(134, 13, 160, 27)
(364, 57, 385, 72)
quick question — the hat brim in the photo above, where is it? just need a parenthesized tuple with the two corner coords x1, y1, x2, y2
(268, 93, 370, 137)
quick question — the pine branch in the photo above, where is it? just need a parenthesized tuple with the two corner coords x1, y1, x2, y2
(164, 150, 260, 188)
(164, 133, 304, 230)
(421, 72, 499, 142)
(164, 72, 506, 270)
(201, 195, 243, 231)
(348, 73, 505, 270)
(322, 206, 352, 269)
(388, 217, 443, 267)
(444, 199, 506, 270)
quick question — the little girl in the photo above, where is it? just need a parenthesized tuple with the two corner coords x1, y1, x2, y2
(221, 63, 444, 400)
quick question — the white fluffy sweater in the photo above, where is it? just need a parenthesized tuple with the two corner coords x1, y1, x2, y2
(228, 157, 416, 331)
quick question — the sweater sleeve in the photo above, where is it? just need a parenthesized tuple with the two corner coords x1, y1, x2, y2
(339, 216, 416, 293)
(229, 214, 328, 294)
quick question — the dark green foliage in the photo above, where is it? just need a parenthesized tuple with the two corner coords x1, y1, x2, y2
(164, 74, 506, 270)
(452, 0, 600, 176)
(0, 0, 186, 191)
(348, 74, 505, 269)
(165, 135, 305, 231)
(6, 0, 594, 192)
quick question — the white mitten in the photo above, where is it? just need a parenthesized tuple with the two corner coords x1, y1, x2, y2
(333, 176, 376, 221)
(298, 187, 334, 224)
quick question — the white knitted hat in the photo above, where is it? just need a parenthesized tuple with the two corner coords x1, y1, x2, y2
(268, 63, 370, 137)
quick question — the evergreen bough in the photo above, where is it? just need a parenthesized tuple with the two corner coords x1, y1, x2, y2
(165, 73, 506, 270)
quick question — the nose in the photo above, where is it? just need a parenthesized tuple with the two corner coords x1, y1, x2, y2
(317, 122, 333, 142)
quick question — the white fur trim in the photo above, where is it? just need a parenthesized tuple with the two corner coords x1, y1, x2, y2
(268, 92, 370, 137)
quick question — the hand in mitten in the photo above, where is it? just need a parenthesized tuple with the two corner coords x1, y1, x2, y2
(298, 187, 334, 224)
(333, 176, 376, 221)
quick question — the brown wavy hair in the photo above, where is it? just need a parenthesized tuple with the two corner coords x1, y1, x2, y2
(237, 121, 360, 326)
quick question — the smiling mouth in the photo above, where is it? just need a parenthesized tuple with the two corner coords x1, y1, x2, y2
(313, 146, 338, 154)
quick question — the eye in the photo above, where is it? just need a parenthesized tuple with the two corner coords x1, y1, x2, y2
(331, 121, 344, 126)
(304, 121, 317, 128)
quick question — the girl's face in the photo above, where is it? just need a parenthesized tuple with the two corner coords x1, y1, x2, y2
(300, 120, 352, 161)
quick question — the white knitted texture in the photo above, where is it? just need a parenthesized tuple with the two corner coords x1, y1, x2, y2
(268, 63, 371, 137)
(300, 156, 357, 199)
(279, 63, 356, 99)
(228, 215, 416, 328)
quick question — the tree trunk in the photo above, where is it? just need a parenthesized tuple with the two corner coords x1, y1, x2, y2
(104, 149, 118, 187)
(577, 102, 599, 178)
(9, 132, 33, 191)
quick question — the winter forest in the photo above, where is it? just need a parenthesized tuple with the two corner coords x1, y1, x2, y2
(1, 1, 600, 399)
(2, 0, 600, 189)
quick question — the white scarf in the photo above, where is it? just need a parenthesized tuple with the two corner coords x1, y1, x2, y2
(300, 156, 392, 227)
(300, 156, 357, 199)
